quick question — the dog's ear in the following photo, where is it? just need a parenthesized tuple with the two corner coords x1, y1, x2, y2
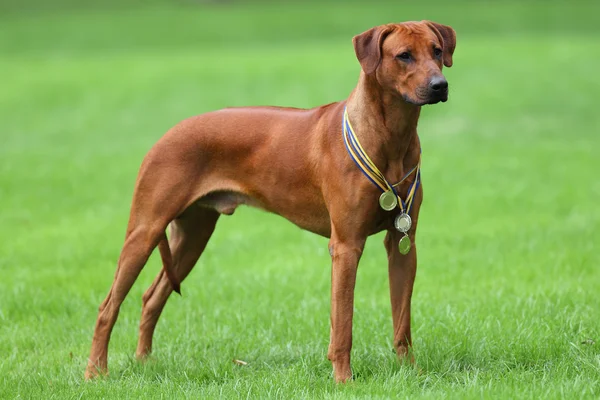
(352, 25, 393, 75)
(425, 21, 456, 67)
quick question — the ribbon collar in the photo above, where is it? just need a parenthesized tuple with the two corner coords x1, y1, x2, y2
(342, 106, 421, 215)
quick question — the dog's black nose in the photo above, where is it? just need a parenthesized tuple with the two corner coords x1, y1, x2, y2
(429, 76, 448, 92)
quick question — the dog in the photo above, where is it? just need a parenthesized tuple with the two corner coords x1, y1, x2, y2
(85, 20, 456, 383)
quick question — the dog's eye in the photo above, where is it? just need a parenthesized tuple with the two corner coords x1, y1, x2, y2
(433, 48, 443, 58)
(396, 52, 411, 61)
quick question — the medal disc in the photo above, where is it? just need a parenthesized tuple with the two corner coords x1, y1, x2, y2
(394, 213, 412, 233)
(398, 234, 411, 255)
(379, 191, 398, 211)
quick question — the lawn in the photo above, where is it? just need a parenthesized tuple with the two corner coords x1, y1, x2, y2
(1, 0, 599, 398)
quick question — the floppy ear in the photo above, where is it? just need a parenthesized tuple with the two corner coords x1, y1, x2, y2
(352, 25, 393, 75)
(425, 21, 456, 67)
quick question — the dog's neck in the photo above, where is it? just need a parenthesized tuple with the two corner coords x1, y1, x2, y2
(345, 72, 421, 165)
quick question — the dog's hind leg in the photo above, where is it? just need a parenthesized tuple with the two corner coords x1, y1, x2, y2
(136, 207, 219, 359)
(84, 217, 170, 379)
(84, 153, 199, 379)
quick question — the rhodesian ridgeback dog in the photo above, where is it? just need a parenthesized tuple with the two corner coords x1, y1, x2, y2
(85, 20, 456, 382)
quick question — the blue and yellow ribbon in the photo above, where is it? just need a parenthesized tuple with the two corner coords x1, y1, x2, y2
(342, 106, 421, 214)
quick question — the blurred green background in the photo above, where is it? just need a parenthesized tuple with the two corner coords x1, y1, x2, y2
(1, 0, 599, 398)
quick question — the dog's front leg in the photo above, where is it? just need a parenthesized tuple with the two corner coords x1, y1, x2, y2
(384, 229, 417, 362)
(327, 233, 366, 383)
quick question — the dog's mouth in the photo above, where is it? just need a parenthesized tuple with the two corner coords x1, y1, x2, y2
(426, 91, 448, 104)
(404, 89, 449, 106)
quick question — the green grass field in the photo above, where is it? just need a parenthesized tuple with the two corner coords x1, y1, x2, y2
(1, 1, 599, 398)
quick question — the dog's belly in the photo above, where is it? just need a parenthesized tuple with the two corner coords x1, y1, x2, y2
(194, 190, 332, 237)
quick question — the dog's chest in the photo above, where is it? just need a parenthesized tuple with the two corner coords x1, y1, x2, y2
(369, 210, 396, 234)
(362, 176, 419, 235)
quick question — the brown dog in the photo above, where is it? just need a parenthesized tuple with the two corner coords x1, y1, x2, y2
(85, 20, 456, 382)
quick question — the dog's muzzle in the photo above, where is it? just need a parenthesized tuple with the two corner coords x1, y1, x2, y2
(412, 76, 449, 105)
(427, 76, 448, 103)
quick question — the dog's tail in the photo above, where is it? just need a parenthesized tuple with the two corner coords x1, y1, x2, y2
(158, 231, 181, 295)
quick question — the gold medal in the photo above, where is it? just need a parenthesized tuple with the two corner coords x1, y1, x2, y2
(398, 234, 411, 255)
(394, 213, 412, 233)
(379, 191, 397, 211)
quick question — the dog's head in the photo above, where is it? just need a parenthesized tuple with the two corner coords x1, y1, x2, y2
(353, 21, 456, 105)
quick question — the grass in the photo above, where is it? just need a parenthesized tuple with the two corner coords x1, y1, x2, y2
(1, 0, 600, 398)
